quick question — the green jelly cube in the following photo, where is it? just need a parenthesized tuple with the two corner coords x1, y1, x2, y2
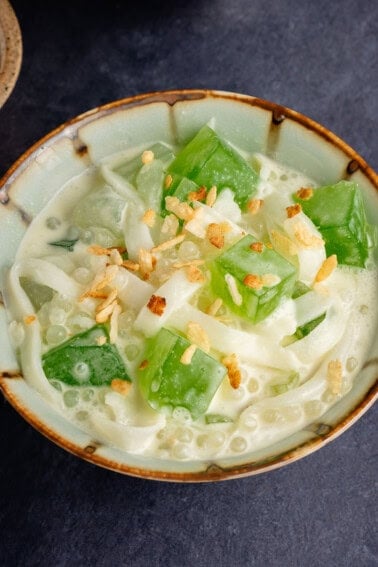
(294, 181, 370, 267)
(210, 235, 297, 323)
(137, 328, 226, 420)
(42, 325, 130, 387)
(162, 175, 200, 215)
(167, 126, 258, 210)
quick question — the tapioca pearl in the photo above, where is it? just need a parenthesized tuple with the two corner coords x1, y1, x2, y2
(50, 380, 62, 391)
(359, 304, 369, 314)
(230, 436, 247, 453)
(45, 216, 61, 230)
(48, 307, 67, 325)
(304, 400, 324, 419)
(81, 229, 93, 244)
(124, 344, 140, 361)
(178, 240, 200, 260)
(73, 267, 92, 284)
(247, 378, 260, 393)
(261, 408, 285, 424)
(281, 405, 302, 422)
(172, 407, 192, 423)
(346, 357, 358, 372)
(63, 390, 79, 408)
(72, 362, 90, 383)
(81, 388, 95, 402)
(52, 295, 73, 313)
(157, 423, 177, 441)
(229, 385, 246, 400)
(46, 325, 68, 345)
(75, 410, 89, 422)
(118, 310, 136, 332)
(239, 408, 258, 430)
(321, 390, 339, 404)
(172, 443, 191, 460)
(197, 431, 225, 450)
(66, 225, 81, 240)
(176, 427, 193, 443)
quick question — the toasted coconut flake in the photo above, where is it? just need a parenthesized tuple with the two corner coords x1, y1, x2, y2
(139, 248, 154, 278)
(206, 185, 217, 207)
(111, 378, 132, 396)
(95, 299, 117, 323)
(121, 259, 140, 272)
(147, 294, 166, 316)
(270, 229, 298, 256)
(294, 221, 324, 249)
(243, 274, 263, 290)
(185, 265, 206, 283)
(96, 288, 118, 313)
(142, 208, 156, 227)
(315, 255, 338, 283)
(180, 344, 197, 365)
(187, 321, 210, 353)
(173, 259, 205, 268)
(109, 302, 122, 344)
(286, 204, 302, 218)
(165, 196, 194, 221)
(261, 273, 281, 287)
(207, 297, 223, 316)
(86, 290, 108, 299)
(247, 199, 264, 215)
(188, 186, 207, 202)
(206, 222, 230, 249)
(222, 353, 241, 389)
(161, 213, 179, 236)
(250, 241, 264, 253)
(141, 150, 154, 164)
(296, 187, 314, 200)
(139, 359, 149, 370)
(327, 359, 343, 394)
(152, 233, 186, 253)
(225, 273, 243, 306)
(24, 315, 36, 325)
(96, 335, 107, 346)
(164, 174, 173, 189)
(109, 248, 123, 266)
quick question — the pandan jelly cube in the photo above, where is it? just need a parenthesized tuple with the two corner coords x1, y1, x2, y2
(294, 181, 370, 267)
(166, 125, 258, 210)
(210, 235, 297, 323)
(42, 325, 130, 387)
(137, 328, 226, 420)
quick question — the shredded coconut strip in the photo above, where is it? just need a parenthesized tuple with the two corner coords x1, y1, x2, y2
(96, 288, 118, 313)
(95, 299, 117, 323)
(225, 273, 242, 306)
(187, 321, 210, 353)
(109, 302, 122, 344)
(315, 255, 338, 283)
(207, 297, 223, 316)
(206, 186, 217, 207)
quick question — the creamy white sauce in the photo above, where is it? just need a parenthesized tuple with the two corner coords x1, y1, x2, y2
(5, 147, 378, 460)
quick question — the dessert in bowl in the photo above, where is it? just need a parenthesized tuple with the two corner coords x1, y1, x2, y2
(0, 90, 377, 481)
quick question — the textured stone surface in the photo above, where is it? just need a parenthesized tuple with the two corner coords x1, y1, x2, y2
(0, 1, 377, 565)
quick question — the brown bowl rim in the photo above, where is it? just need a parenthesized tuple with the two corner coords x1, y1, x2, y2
(0, 89, 377, 482)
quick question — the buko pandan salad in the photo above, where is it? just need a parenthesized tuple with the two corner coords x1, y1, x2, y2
(4, 124, 377, 460)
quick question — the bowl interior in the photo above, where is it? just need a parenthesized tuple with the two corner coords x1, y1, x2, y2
(0, 90, 377, 481)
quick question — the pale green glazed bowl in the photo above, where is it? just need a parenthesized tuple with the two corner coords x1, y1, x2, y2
(1, 90, 377, 481)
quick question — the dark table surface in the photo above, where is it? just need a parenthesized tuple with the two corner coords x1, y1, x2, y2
(1, 1, 377, 566)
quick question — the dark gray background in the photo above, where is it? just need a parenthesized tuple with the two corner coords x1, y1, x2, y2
(0, 1, 377, 566)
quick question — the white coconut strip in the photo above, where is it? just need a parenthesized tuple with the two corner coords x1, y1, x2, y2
(112, 269, 154, 312)
(14, 258, 81, 299)
(123, 203, 155, 260)
(212, 188, 242, 223)
(88, 414, 164, 453)
(253, 298, 297, 340)
(293, 290, 333, 327)
(3, 267, 60, 401)
(134, 269, 202, 337)
(283, 213, 326, 284)
(286, 293, 349, 366)
(184, 201, 245, 240)
(101, 164, 145, 208)
(168, 304, 302, 371)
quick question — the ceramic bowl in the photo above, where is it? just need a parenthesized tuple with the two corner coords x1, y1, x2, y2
(0, 90, 377, 481)
(0, 0, 22, 108)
